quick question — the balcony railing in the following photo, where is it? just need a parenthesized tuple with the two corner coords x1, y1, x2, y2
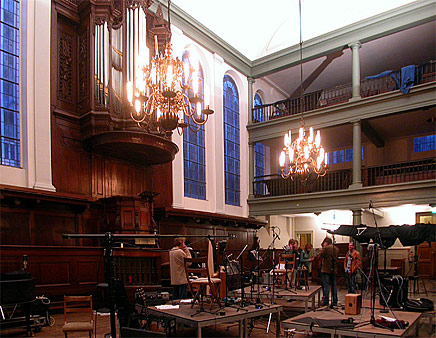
(252, 60, 436, 124)
(253, 158, 435, 197)
(253, 169, 352, 197)
(363, 158, 436, 187)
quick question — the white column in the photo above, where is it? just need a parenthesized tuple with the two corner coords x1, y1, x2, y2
(247, 77, 255, 124)
(350, 120, 362, 189)
(352, 209, 362, 225)
(348, 41, 361, 101)
(30, 0, 55, 191)
(248, 142, 254, 199)
(213, 53, 225, 214)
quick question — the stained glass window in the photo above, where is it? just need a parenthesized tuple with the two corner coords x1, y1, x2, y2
(182, 51, 206, 199)
(414, 135, 436, 152)
(223, 75, 240, 206)
(0, 0, 20, 167)
(254, 93, 265, 195)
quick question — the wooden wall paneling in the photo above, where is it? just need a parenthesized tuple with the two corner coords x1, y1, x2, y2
(0, 246, 104, 305)
(92, 154, 105, 198)
(33, 212, 76, 246)
(0, 208, 31, 245)
(152, 163, 172, 208)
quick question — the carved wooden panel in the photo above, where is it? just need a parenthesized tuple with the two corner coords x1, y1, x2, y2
(78, 27, 89, 111)
(0, 209, 31, 245)
(33, 213, 76, 246)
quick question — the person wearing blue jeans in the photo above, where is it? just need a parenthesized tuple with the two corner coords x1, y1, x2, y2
(320, 237, 339, 306)
(321, 272, 338, 306)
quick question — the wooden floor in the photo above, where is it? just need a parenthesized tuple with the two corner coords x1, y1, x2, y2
(1, 280, 435, 337)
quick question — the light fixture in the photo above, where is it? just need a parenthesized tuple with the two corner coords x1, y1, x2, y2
(127, 0, 213, 135)
(279, 0, 327, 180)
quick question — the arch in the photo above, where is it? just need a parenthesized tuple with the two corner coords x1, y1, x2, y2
(223, 74, 240, 206)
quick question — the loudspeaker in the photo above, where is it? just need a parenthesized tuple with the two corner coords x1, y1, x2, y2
(379, 275, 408, 308)
(345, 293, 362, 315)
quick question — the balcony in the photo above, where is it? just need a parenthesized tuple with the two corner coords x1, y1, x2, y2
(253, 158, 435, 198)
(251, 60, 435, 124)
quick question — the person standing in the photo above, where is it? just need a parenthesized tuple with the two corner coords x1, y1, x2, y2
(344, 242, 361, 293)
(300, 243, 314, 273)
(320, 237, 339, 307)
(169, 237, 192, 300)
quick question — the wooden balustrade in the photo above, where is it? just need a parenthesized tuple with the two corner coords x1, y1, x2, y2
(251, 60, 435, 123)
(253, 169, 352, 197)
(363, 158, 436, 187)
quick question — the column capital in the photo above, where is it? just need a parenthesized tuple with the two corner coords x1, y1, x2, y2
(348, 41, 362, 49)
(248, 77, 256, 85)
(213, 52, 224, 64)
(350, 119, 361, 124)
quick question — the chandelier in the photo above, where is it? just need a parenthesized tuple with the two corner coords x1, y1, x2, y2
(127, 0, 213, 135)
(279, 0, 327, 180)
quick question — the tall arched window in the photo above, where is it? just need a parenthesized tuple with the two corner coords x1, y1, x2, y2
(223, 75, 240, 206)
(182, 51, 206, 199)
(254, 93, 265, 195)
(0, 0, 20, 167)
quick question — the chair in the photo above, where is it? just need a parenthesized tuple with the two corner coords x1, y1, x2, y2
(273, 254, 295, 289)
(62, 295, 94, 338)
(295, 265, 309, 290)
(184, 256, 222, 313)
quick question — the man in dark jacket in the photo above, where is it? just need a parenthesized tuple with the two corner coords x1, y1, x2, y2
(320, 237, 339, 306)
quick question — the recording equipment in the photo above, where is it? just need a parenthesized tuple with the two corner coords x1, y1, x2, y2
(403, 298, 434, 312)
(379, 275, 408, 308)
(135, 289, 166, 307)
(218, 240, 227, 255)
(22, 255, 28, 270)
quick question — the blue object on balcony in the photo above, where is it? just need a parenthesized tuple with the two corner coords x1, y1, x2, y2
(400, 65, 415, 94)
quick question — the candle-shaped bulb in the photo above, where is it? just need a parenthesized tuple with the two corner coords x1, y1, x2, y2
(167, 65, 173, 87)
(308, 127, 314, 143)
(299, 127, 304, 140)
(127, 81, 133, 103)
(197, 102, 202, 118)
(134, 99, 141, 114)
(289, 148, 294, 161)
(279, 151, 286, 167)
(154, 35, 159, 56)
(315, 130, 321, 147)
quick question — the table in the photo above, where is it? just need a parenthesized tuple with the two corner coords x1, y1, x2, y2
(282, 307, 422, 338)
(147, 303, 282, 338)
(239, 284, 322, 312)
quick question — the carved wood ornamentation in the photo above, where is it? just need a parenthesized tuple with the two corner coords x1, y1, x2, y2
(57, 29, 74, 103)
(78, 27, 89, 107)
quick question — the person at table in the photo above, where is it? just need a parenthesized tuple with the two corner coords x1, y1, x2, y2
(300, 243, 314, 273)
(344, 241, 361, 293)
(320, 237, 339, 307)
(169, 237, 191, 300)
(292, 240, 302, 268)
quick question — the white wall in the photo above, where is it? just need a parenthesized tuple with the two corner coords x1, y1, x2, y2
(0, 0, 55, 191)
(170, 25, 280, 219)
(258, 215, 292, 249)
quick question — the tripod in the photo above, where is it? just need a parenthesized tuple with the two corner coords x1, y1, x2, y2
(406, 247, 428, 296)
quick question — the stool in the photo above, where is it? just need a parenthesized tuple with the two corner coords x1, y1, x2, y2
(295, 267, 309, 290)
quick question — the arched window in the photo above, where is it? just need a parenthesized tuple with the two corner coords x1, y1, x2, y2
(253, 93, 265, 195)
(223, 75, 240, 206)
(182, 51, 206, 199)
(0, 0, 20, 167)
(253, 92, 264, 123)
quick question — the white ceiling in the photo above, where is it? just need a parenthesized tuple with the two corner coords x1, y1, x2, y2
(173, 0, 417, 60)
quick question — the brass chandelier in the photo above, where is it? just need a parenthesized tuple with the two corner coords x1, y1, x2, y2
(279, 0, 327, 180)
(127, 0, 213, 135)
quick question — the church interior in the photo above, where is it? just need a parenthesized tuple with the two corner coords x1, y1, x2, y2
(0, 0, 435, 337)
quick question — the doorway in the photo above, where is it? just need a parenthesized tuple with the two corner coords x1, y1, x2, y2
(415, 212, 436, 279)
(296, 231, 313, 249)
